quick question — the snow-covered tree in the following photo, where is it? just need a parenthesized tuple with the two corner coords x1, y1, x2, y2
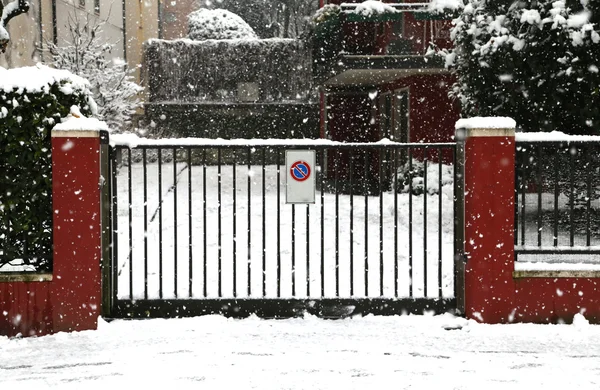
(448, 0, 600, 135)
(46, 13, 142, 133)
(0, 0, 30, 52)
(188, 8, 258, 40)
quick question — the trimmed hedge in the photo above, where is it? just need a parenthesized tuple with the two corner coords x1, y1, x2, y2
(0, 65, 95, 272)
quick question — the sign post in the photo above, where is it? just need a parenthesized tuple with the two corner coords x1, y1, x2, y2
(286, 150, 316, 204)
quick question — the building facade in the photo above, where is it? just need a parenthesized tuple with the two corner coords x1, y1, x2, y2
(1, 0, 159, 83)
(312, 0, 460, 192)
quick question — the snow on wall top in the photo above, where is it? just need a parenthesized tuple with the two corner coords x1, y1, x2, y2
(0, 63, 90, 95)
(109, 134, 453, 148)
(515, 131, 600, 142)
(147, 37, 297, 47)
(53, 106, 109, 132)
(455, 117, 516, 129)
(188, 8, 258, 41)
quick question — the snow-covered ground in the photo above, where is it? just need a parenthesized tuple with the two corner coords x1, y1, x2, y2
(1, 313, 600, 389)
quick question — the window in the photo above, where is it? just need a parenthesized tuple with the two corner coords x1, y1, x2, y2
(94, 0, 100, 14)
(79, 0, 85, 8)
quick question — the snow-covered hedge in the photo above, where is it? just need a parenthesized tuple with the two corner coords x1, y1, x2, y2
(0, 64, 95, 272)
(188, 8, 258, 41)
(448, 0, 600, 135)
(144, 38, 312, 103)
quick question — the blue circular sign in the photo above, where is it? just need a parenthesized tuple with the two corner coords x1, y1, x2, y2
(290, 161, 311, 182)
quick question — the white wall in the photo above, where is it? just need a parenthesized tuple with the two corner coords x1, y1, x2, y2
(0, 0, 40, 68)
(55, 0, 125, 59)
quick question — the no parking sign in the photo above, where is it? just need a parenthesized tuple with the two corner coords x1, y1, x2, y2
(286, 150, 315, 204)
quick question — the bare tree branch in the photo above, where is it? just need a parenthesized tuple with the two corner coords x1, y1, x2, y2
(0, 0, 30, 52)
(2, 0, 30, 27)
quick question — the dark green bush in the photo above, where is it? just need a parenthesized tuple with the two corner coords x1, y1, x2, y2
(0, 65, 94, 272)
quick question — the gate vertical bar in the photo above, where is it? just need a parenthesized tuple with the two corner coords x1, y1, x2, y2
(364, 152, 369, 297)
(173, 148, 178, 298)
(586, 145, 592, 246)
(143, 149, 148, 299)
(536, 145, 542, 246)
(202, 150, 207, 297)
(232, 150, 237, 298)
(217, 149, 222, 297)
(158, 148, 163, 299)
(100, 136, 112, 317)
(553, 151, 559, 247)
(111, 146, 120, 311)
(292, 204, 296, 296)
(438, 148, 443, 298)
(306, 200, 310, 297)
(127, 149, 133, 299)
(379, 149, 384, 297)
(394, 148, 399, 298)
(349, 150, 354, 297)
(520, 149, 526, 246)
(277, 151, 281, 298)
(335, 150, 340, 297)
(188, 148, 193, 297)
(408, 148, 413, 297)
(320, 150, 325, 298)
(247, 148, 252, 296)
(423, 147, 428, 297)
(262, 149, 266, 297)
(569, 146, 575, 246)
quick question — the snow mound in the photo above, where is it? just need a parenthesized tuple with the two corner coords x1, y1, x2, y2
(188, 8, 258, 41)
(573, 313, 590, 327)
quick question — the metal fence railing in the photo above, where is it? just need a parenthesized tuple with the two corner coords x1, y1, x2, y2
(515, 141, 600, 262)
(107, 139, 457, 315)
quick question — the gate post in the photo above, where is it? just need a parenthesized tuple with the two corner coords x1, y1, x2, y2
(456, 118, 517, 323)
(50, 126, 108, 332)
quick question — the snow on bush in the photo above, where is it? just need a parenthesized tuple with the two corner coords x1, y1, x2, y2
(396, 158, 453, 195)
(354, 1, 397, 16)
(312, 4, 341, 24)
(446, 0, 600, 135)
(0, 64, 95, 272)
(428, 0, 464, 13)
(188, 8, 258, 41)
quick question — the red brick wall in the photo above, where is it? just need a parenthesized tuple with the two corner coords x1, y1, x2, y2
(0, 131, 103, 338)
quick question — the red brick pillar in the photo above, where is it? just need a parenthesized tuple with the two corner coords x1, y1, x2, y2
(50, 129, 107, 332)
(456, 118, 517, 323)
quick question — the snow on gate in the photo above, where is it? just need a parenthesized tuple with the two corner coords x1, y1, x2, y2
(105, 135, 458, 317)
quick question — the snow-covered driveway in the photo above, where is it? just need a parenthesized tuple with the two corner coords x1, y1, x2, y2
(1, 314, 599, 389)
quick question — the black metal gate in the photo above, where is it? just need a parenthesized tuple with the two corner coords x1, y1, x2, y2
(102, 140, 459, 318)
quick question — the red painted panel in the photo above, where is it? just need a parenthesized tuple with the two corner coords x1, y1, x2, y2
(463, 135, 517, 323)
(515, 278, 600, 323)
(0, 282, 53, 337)
(50, 136, 102, 333)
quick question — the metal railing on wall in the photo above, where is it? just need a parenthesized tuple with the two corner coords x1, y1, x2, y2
(515, 141, 600, 261)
